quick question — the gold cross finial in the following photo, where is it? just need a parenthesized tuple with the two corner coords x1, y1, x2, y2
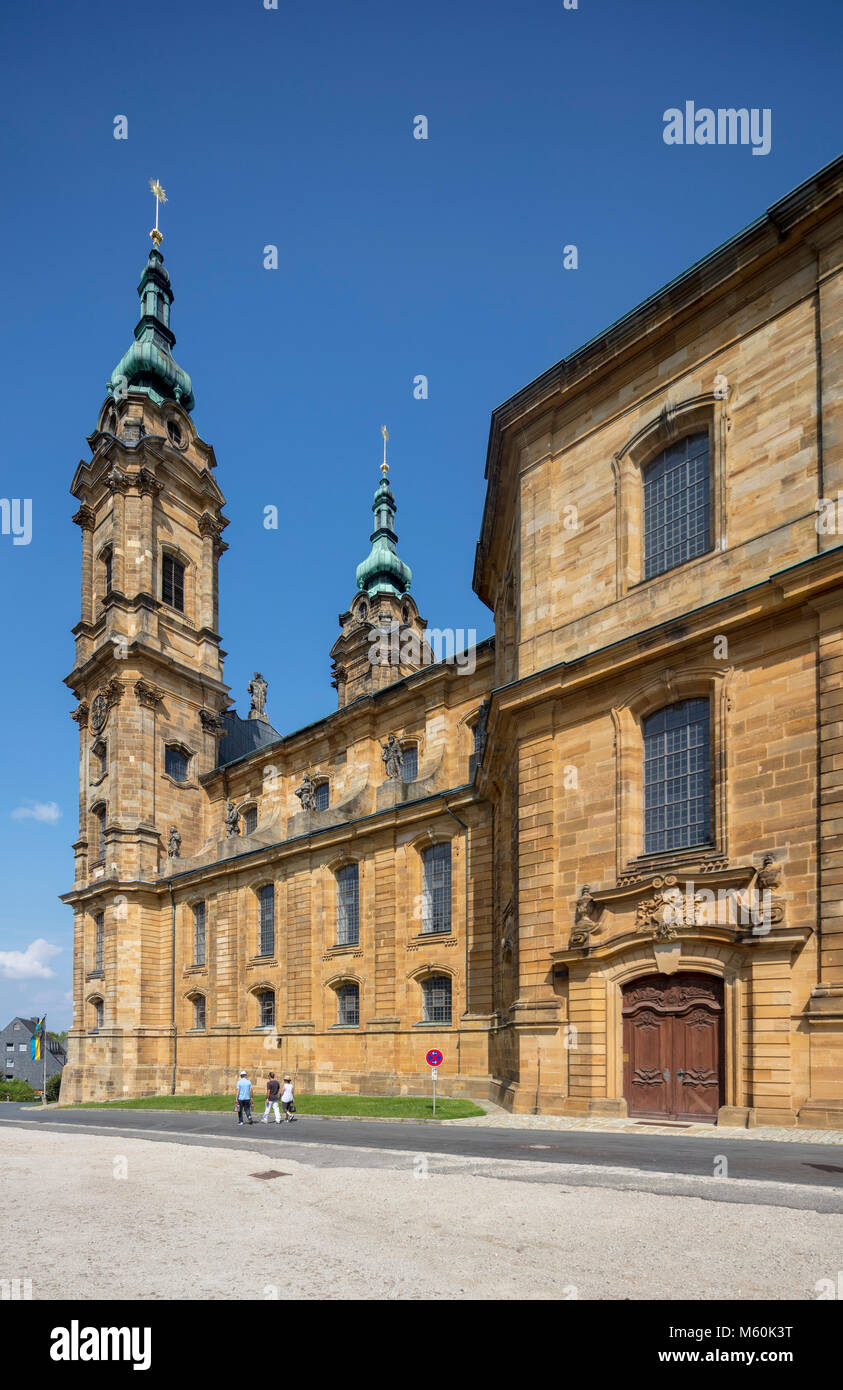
(381, 425, 389, 473)
(149, 178, 167, 247)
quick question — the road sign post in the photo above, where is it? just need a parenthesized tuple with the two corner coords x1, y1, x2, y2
(426, 1049, 443, 1115)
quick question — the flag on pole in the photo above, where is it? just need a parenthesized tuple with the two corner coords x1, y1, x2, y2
(30, 1016, 44, 1061)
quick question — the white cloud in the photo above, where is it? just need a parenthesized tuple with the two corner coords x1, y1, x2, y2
(11, 801, 62, 824)
(0, 939, 62, 980)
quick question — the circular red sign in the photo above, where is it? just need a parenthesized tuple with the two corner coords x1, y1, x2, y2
(426, 1049, 443, 1067)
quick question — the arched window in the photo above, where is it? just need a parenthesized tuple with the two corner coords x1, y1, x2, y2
(94, 911, 104, 973)
(358, 601, 368, 620)
(422, 975, 452, 1024)
(242, 805, 258, 835)
(336, 982, 359, 1027)
(402, 605, 410, 624)
(256, 989, 275, 1028)
(90, 998, 104, 1033)
(165, 745, 190, 783)
(102, 548, 113, 598)
(192, 995, 206, 1030)
(336, 863, 359, 945)
(192, 902, 206, 967)
(314, 781, 329, 812)
(258, 884, 275, 956)
(422, 842, 451, 934)
(643, 432, 710, 580)
(401, 745, 418, 783)
(162, 553, 185, 612)
(90, 740, 107, 781)
(643, 698, 711, 854)
(167, 420, 182, 446)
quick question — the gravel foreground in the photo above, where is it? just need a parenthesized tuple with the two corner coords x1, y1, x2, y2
(4, 1127, 841, 1300)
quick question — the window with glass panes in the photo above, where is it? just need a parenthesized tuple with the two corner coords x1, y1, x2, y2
(422, 975, 452, 1024)
(193, 995, 206, 1030)
(162, 553, 185, 611)
(401, 745, 418, 782)
(93, 999, 103, 1031)
(336, 863, 359, 945)
(103, 549, 113, 596)
(643, 698, 711, 854)
(258, 885, 275, 956)
(643, 432, 710, 580)
(314, 781, 329, 811)
(165, 746, 189, 782)
(242, 805, 258, 834)
(257, 990, 275, 1028)
(336, 982, 359, 1026)
(422, 842, 451, 933)
(193, 902, 206, 966)
(95, 806, 106, 860)
(94, 911, 104, 972)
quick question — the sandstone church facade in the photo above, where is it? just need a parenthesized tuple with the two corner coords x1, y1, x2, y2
(62, 156, 843, 1128)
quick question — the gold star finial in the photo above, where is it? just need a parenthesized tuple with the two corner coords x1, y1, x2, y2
(149, 178, 167, 247)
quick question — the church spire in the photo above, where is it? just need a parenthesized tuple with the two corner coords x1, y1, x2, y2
(106, 180, 195, 412)
(354, 451, 413, 599)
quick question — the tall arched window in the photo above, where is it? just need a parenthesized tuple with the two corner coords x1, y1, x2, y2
(90, 997, 104, 1033)
(336, 982, 359, 1027)
(422, 843, 451, 934)
(102, 548, 113, 598)
(162, 553, 185, 612)
(422, 975, 452, 1024)
(93, 805, 107, 861)
(401, 745, 418, 782)
(192, 995, 206, 1030)
(242, 805, 258, 835)
(336, 864, 359, 945)
(258, 885, 275, 956)
(314, 781, 330, 811)
(643, 698, 711, 854)
(94, 911, 104, 973)
(256, 989, 275, 1028)
(643, 432, 710, 579)
(192, 902, 206, 967)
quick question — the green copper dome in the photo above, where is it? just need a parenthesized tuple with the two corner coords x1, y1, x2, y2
(107, 247, 195, 412)
(355, 467, 412, 598)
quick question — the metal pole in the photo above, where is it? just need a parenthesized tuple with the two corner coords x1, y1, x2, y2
(432, 1065, 436, 1116)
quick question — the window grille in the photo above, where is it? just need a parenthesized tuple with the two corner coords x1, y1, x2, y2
(422, 975, 452, 1024)
(193, 902, 206, 966)
(162, 553, 185, 611)
(643, 698, 711, 854)
(401, 746, 418, 782)
(94, 911, 104, 972)
(643, 432, 710, 579)
(422, 843, 451, 933)
(242, 806, 258, 835)
(336, 864, 359, 945)
(337, 982, 359, 1026)
(314, 781, 329, 811)
(193, 996, 206, 1030)
(258, 884, 275, 956)
(257, 990, 275, 1028)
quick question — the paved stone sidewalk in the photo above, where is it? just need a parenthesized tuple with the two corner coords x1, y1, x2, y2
(442, 1106, 843, 1145)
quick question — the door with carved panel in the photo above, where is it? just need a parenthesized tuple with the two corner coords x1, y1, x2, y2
(622, 973, 723, 1122)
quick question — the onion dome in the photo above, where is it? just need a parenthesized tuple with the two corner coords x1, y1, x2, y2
(107, 247, 195, 412)
(355, 464, 412, 598)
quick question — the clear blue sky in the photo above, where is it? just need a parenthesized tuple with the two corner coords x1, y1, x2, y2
(0, 0, 840, 1031)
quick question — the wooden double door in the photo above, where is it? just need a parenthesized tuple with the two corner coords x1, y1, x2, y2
(622, 972, 723, 1122)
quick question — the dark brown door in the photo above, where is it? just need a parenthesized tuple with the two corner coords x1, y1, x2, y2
(623, 973, 723, 1122)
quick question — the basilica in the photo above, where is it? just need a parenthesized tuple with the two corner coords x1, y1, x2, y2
(62, 156, 843, 1127)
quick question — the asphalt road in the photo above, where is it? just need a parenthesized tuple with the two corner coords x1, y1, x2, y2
(4, 1104, 843, 1212)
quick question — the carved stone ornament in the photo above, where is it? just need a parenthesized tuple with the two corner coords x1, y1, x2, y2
(134, 678, 164, 709)
(137, 467, 163, 498)
(89, 681, 123, 733)
(198, 511, 223, 541)
(106, 466, 131, 494)
(199, 708, 226, 736)
(634, 875, 705, 941)
(70, 701, 90, 729)
(570, 884, 604, 947)
(473, 700, 490, 766)
(167, 825, 182, 859)
(71, 504, 96, 532)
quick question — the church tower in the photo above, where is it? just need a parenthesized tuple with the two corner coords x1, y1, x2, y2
(62, 190, 230, 1097)
(330, 456, 428, 707)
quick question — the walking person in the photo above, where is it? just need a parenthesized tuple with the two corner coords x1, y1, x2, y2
(262, 1071, 282, 1124)
(235, 1069, 254, 1126)
(281, 1075, 297, 1122)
